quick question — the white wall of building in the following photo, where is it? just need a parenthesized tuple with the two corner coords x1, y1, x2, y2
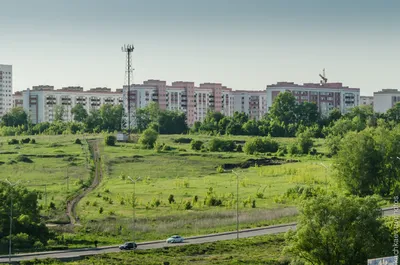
(0, 64, 13, 116)
(23, 89, 122, 124)
(373, 89, 400, 113)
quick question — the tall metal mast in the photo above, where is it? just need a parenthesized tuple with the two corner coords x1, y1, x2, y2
(122, 44, 134, 134)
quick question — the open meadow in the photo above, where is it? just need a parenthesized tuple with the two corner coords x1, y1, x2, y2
(0, 134, 92, 223)
(0, 133, 333, 246)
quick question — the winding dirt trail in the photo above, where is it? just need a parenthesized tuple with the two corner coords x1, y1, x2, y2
(66, 139, 102, 225)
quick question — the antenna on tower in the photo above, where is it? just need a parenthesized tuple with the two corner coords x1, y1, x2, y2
(319, 68, 328, 84)
(121, 44, 134, 135)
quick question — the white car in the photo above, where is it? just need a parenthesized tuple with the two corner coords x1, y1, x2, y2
(166, 235, 184, 243)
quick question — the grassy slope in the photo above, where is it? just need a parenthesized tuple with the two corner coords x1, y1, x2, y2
(0, 134, 333, 247)
(24, 234, 290, 265)
(0, 134, 91, 221)
(74, 134, 332, 244)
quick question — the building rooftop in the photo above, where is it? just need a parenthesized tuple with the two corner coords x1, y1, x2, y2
(267, 82, 359, 90)
(374, 89, 400, 94)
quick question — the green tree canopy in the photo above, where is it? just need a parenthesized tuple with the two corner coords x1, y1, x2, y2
(0, 182, 50, 252)
(284, 194, 391, 265)
(0, 107, 28, 127)
(71, 104, 88, 122)
(334, 127, 400, 197)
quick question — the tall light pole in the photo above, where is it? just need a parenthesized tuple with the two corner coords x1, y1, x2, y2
(319, 163, 329, 191)
(232, 170, 240, 240)
(0, 179, 29, 263)
(128, 176, 141, 243)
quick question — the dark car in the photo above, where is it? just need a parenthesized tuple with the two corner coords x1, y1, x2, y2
(119, 242, 137, 250)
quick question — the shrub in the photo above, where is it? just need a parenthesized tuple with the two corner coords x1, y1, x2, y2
(287, 144, 300, 155)
(296, 131, 314, 154)
(15, 155, 33, 163)
(8, 139, 19, 145)
(139, 128, 158, 148)
(49, 202, 56, 210)
(243, 136, 279, 154)
(99, 207, 104, 214)
(29, 139, 36, 144)
(151, 198, 161, 207)
(104, 135, 116, 146)
(255, 192, 264, 199)
(162, 145, 172, 151)
(184, 201, 192, 210)
(74, 138, 82, 145)
(208, 138, 236, 152)
(190, 140, 204, 151)
(173, 137, 192, 144)
(154, 141, 164, 152)
(168, 194, 175, 204)
(216, 165, 224, 173)
(20, 138, 31, 144)
(236, 144, 243, 152)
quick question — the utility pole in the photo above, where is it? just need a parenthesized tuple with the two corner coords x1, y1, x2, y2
(128, 176, 141, 244)
(122, 44, 134, 135)
(1, 179, 29, 263)
(66, 166, 69, 192)
(44, 184, 48, 217)
(232, 170, 240, 240)
(319, 163, 329, 191)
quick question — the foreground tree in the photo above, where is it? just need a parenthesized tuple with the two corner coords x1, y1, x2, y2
(284, 194, 391, 265)
(0, 182, 50, 252)
(334, 127, 400, 197)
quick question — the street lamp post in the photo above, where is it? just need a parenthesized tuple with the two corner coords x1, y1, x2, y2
(232, 170, 240, 240)
(0, 179, 29, 263)
(319, 163, 329, 191)
(128, 176, 141, 244)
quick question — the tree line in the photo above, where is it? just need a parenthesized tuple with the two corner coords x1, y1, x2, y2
(2, 92, 400, 138)
(0, 102, 188, 136)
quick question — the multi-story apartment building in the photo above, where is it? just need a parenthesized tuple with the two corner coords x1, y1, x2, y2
(232, 90, 266, 120)
(360, 96, 373, 106)
(266, 82, 360, 116)
(13, 91, 23, 108)
(22, 85, 123, 124)
(0, 64, 13, 117)
(123, 79, 264, 125)
(373, 89, 400, 113)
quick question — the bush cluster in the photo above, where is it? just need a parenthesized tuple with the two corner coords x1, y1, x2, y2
(243, 136, 279, 155)
(208, 138, 236, 152)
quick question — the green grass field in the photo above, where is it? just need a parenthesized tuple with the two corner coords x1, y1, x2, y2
(0, 134, 92, 222)
(73, 134, 333, 244)
(0, 133, 333, 246)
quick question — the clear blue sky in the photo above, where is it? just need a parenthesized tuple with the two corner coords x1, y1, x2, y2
(1, 0, 399, 96)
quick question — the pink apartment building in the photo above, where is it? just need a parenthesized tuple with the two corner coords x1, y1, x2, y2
(266, 82, 360, 116)
(123, 79, 264, 125)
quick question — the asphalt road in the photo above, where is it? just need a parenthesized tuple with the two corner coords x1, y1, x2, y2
(0, 207, 398, 263)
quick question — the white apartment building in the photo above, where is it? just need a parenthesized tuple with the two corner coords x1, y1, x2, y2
(22, 86, 123, 124)
(373, 89, 400, 113)
(266, 82, 360, 116)
(0, 64, 13, 116)
(360, 96, 373, 106)
(232, 90, 266, 120)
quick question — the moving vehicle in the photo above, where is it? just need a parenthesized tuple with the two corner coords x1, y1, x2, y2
(166, 235, 184, 243)
(119, 242, 137, 250)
